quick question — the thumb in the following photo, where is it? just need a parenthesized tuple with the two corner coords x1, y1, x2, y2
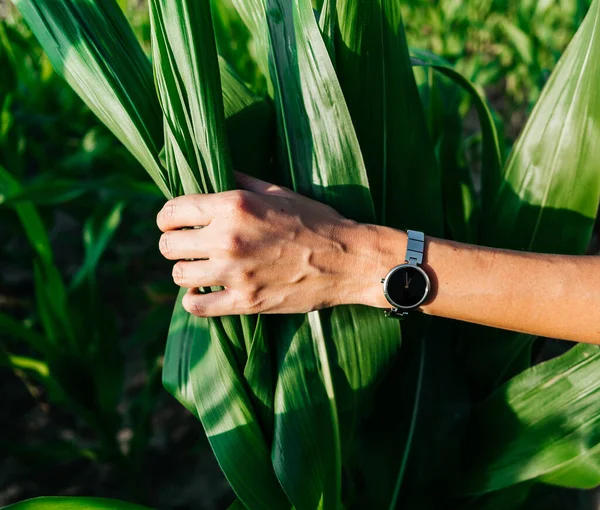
(234, 171, 294, 198)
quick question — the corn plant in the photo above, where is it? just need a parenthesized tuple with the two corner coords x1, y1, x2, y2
(0, 164, 171, 477)
(0, 11, 175, 479)
(8, 1, 600, 510)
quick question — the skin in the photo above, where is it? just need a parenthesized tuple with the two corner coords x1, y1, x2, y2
(157, 173, 600, 344)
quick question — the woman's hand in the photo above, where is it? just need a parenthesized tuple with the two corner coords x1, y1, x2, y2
(156, 173, 387, 317)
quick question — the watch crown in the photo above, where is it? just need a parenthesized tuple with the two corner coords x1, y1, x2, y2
(381, 278, 385, 284)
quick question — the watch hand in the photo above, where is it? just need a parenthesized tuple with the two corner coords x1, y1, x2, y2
(405, 273, 412, 289)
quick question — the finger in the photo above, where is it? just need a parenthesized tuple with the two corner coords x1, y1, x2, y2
(157, 194, 219, 232)
(159, 228, 213, 261)
(182, 288, 238, 318)
(234, 171, 293, 198)
(172, 260, 227, 288)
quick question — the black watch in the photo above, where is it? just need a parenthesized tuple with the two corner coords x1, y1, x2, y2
(381, 230, 431, 318)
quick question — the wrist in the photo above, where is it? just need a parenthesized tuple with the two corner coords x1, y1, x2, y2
(335, 222, 408, 309)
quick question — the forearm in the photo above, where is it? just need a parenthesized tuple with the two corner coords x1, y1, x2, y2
(157, 178, 599, 341)
(348, 224, 600, 344)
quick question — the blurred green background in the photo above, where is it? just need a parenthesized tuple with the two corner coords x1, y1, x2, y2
(0, 0, 597, 508)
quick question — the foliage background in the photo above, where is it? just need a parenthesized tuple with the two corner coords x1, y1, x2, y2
(0, 0, 598, 508)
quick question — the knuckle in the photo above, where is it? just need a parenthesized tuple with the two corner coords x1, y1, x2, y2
(245, 290, 263, 314)
(221, 233, 246, 257)
(239, 268, 256, 285)
(192, 197, 205, 217)
(227, 190, 253, 215)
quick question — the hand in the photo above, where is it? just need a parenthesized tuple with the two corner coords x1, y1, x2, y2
(156, 173, 387, 317)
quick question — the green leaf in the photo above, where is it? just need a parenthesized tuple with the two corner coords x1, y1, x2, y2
(388, 319, 470, 510)
(269, 312, 342, 510)
(332, 0, 443, 234)
(0, 165, 53, 267)
(33, 254, 75, 348)
(226, 501, 247, 510)
(242, 315, 274, 438)
(71, 201, 126, 288)
(0, 166, 73, 347)
(410, 50, 503, 205)
(219, 59, 275, 181)
(496, 18, 535, 66)
(2, 354, 49, 380)
(409, 52, 503, 244)
(163, 289, 289, 510)
(465, 344, 600, 494)
(258, 0, 374, 221)
(162, 290, 201, 418)
(228, 0, 271, 92)
(0, 313, 48, 355)
(1, 496, 154, 510)
(0, 180, 89, 205)
(211, 0, 265, 93)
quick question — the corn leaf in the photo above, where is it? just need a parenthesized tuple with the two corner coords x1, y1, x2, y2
(219, 59, 275, 181)
(0, 165, 53, 267)
(331, 0, 443, 234)
(384, 320, 470, 510)
(210, 0, 266, 94)
(0, 165, 73, 348)
(466, 344, 600, 493)
(410, 52, 502, 243)
(2, 497, 154, 510)
(71, 201, 126, 289)
(0, 313, 48, 357)
(164, 291, 289, 510)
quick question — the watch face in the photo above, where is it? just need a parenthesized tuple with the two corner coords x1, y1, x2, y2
(385, 265, 430, 309)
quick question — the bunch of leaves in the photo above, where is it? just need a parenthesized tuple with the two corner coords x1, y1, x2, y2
(8, 1, 600, 510)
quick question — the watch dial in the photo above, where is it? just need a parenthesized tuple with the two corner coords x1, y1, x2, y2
(386, 265, 428, 309)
